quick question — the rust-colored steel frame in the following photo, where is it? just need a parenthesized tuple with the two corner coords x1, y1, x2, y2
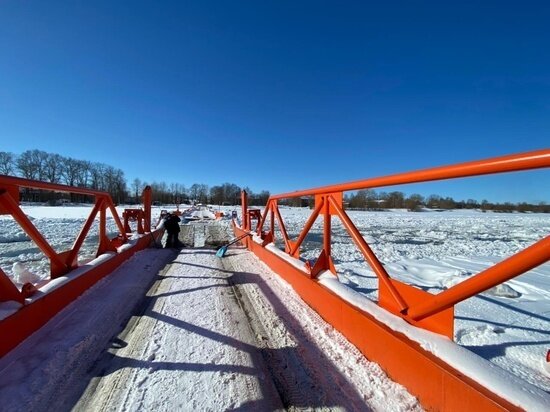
(236, 149, 549, 410)
(0, 175, 130, 279)
(248, 149, 550, 338)
(0, 176, 161, 357)
(232, 224, 521, 411)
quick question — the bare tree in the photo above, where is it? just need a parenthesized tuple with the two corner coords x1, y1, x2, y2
(197, 184, 209, 204)
(0, 151, 16, 175)
(131, 178, 142, 202)
(17, 150, 39, 179)
(44, 153, 63, 183)
(209, 185, 224, 204)
(61, 157, 81, 186)
(189, 184, 200, 203)
(75, 160, 91, 188)
(89, 162, 105, 190)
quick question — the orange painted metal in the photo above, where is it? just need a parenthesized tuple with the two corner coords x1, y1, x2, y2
(247, 209, 262, 232)
(0, 176, 161, 357)
(234, 224, 521, 411)
(142, 186, 152, 232)
(272, 201, 292, 252)
(1, 188, 70, 277)
(0, 184, 19, 215)
(408, 234, 550, 321)
(327, 195, 409, 312)
(238, 149, 549, 409)
(240, 190, 248, 231)
(271, 149, 550, 199)
(0, 233, 158, 357)
(288, 197, 324, 257)
(123, 209, 146, 234)
(253, 150, 550, 335)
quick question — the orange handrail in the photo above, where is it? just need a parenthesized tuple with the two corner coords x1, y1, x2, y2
(248, 149, 550, 338)
(0, 176, 152, 280)
(271, 149, 550, 199)
(0, 176, 160, 357)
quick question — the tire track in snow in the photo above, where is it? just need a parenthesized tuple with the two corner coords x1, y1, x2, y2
(222, 248, 422, 411)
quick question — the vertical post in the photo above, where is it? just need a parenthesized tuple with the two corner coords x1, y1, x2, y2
(143, 185, 152, 232)
(324, 195, 331, 258)
(270, 201, 275, 239)
(241, 190, 248, 230)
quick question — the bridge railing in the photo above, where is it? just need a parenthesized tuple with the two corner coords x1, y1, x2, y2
(0, 176, 160, 357)
(0, 175, 152, 301)
(242, 149, 550, 338)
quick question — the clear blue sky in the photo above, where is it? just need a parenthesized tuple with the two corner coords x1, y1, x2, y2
(1, 1, 549, 203)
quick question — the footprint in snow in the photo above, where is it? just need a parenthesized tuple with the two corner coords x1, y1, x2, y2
(455, 325, 507, 343)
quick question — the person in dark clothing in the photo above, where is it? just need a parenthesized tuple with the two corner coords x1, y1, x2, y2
(163, 212, 182, 248)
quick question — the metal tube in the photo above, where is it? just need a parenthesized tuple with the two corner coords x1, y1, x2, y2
(106, 198, 127, 240)
(323, 197, 331, 258)
(241, 190, 248, 230)
(143, 185, 152, 232)
(273, 202, 291, 252)
(328, 196, 408, 312)
(270, 206, 275, 239)
(408, 235, 550, 321)
(289, 198, 324, 256)
(67, 198, 103, 265)
(0, 174, 109, 197)
(271, 149, 550, 200)
(256, 200, 270, 235)
(0, 190, 66, 276)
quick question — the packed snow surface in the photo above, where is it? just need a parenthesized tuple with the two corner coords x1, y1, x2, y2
(0, 245, 420, 410)
(272, 207, 550, 394)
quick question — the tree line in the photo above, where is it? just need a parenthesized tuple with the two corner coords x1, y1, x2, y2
(0, 150, 270, 206)
(1, 150, 548, 212)
(1, 150, 127, 203)
(344, 189, 550, 213)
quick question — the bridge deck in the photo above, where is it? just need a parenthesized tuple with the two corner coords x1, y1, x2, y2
(0, 248, 420, 411)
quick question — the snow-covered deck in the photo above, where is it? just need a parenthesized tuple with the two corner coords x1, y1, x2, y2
(0, 247, 420, 411)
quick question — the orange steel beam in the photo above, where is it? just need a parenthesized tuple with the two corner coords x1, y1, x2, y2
(328, 195, 408, 312)
(233, 150, 550, 409)
(105, 197, 128, 241)
(0, 176, 162, 357)
(65, 198, 104, 268)
(233, 224, 522, 411)
(256, 200, 270, 235)
(241, 190, 248, 231)
(270, 205, 275, 239)
(289, 197, 324, 256)
(143, 186, 152, 232)
(0, 189, 69, 277)
(272, 202, 292, 252)
(408, 235, 550, 321)
(271, 149, 550, 200)
(0, 231, 161, 357)
(0, 174, 108, 197)
(323, 196, 331, 260)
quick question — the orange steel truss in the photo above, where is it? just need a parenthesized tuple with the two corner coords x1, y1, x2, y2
(0, 176, 162, 356)
(237, 149, 549, 411)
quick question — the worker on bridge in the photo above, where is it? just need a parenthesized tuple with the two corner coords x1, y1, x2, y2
(164, 212, 182, 248)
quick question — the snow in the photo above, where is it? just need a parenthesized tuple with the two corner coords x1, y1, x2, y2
(0, 232, 420, 410)
(0, 248, 175, 410)
(1, 205, 550, 409)
(268, 208, 550, 395)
